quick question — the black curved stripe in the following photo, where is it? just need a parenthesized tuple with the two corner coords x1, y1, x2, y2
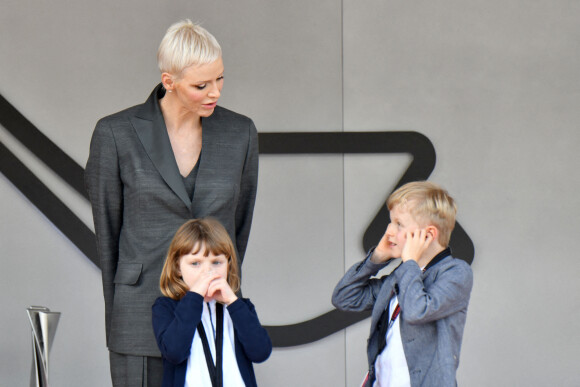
(258, 132, 472, 345)
(0, 141, 98, 266)
(265, 309, 371, 347)
(1, 92, 474, 347)
(259, 132, 473, 264)
(259, 131, 434, 155)
(0, 94, 87, 198)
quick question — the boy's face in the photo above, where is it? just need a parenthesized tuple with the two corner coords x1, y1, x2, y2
(386, 203, 423, 257)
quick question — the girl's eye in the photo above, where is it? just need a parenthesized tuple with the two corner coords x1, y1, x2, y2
(212, 260, 223, 265)
(191, 261, 200, 266)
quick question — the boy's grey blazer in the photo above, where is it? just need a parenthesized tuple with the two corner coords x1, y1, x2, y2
(85, 84, 259, 356)
(332, 251, 472, 387)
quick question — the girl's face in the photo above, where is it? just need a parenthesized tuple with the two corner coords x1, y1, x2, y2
(178, 244, 228, 292)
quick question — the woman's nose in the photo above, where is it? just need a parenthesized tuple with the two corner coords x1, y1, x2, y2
(208, 83, 221, 99)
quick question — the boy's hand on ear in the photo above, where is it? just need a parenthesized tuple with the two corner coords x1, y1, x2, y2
(402, 229, 433, 263)
(371, 228, 394, 263)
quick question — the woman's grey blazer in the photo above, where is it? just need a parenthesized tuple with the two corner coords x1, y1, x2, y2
(85, 84, 259, 356)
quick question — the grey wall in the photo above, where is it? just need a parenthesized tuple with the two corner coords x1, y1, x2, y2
(1, 1, 579, 386)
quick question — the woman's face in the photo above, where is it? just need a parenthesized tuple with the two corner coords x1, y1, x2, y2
(171, 57, 224, 118)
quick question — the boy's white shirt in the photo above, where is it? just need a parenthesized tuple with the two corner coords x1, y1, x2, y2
(373, 294, 411, 387)
(185, 300, 245, 387)
(373, 262, 427, 386)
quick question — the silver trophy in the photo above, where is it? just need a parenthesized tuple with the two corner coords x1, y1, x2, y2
(27, 306, 61, 387)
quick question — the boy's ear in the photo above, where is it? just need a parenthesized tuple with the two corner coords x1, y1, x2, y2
(426, 225, 438, 241)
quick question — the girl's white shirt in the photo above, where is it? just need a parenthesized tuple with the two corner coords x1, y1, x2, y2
(185, 300, 245, 387)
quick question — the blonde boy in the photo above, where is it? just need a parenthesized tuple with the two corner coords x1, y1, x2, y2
(332, 181, 473, 387)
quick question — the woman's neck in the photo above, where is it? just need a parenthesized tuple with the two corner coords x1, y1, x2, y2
(160, 94, 202, 133)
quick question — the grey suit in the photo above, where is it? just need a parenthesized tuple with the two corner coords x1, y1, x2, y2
(332, 250, 473, 387)
(85, 84, 259, 360)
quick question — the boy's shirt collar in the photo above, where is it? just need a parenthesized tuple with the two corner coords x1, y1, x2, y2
(423, 247, 452, 272)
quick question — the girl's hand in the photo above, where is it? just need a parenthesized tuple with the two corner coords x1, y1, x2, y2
(371, 227, 394, 263)
(401, 229, 432, 263)
(206, 277, 238, 305)
(189, 271, 222, 298)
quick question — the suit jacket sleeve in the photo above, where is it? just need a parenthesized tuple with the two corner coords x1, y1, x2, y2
(227, 298, 272, 363)
(85, 118, 123, 340)
(331, 251, 391, 312)
(394, 259, 473, 324)
(152, 292, 204, 364)
(234, 120, 259, 263)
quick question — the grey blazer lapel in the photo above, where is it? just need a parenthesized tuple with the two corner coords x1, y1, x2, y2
(131, 85, 191, 209)
(370, 271, 399, 333)
(189, 112, 219, 215)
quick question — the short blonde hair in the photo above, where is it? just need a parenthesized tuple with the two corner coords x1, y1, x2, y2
(157, 19, 222, 77)
(160, 218, 240, 300)
(387, 181, 457, 246)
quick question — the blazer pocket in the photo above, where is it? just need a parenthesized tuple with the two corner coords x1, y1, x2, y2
(113, 263, 143, 285)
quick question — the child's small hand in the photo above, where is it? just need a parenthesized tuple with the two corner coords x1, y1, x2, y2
(371, 228, 394, 263)
(189, 271, 222, 298)
(401, 229, 433, 263)
(206, 278, 238, 305)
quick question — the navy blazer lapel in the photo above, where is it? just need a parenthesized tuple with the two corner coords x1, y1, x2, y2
(131, 84, 192, 210)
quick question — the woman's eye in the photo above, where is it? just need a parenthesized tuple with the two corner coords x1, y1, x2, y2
(195, 84, 207, 90)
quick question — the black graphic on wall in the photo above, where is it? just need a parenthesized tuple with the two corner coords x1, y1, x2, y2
(1, 94, 474, 347)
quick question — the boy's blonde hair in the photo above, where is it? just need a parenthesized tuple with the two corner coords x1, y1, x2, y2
(157, 19, 222, 78)
(387, 181, 457, 246)
(160, 218, 240, 300)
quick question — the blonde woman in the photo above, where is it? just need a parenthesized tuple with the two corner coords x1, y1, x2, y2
(85, 20, 259, 386)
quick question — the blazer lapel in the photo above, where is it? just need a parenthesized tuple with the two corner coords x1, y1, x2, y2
(371, 285, 393, 333)
(131, 85, 192, 210)
(190, 110, 220, 213)
(370, 263, 400, 333)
